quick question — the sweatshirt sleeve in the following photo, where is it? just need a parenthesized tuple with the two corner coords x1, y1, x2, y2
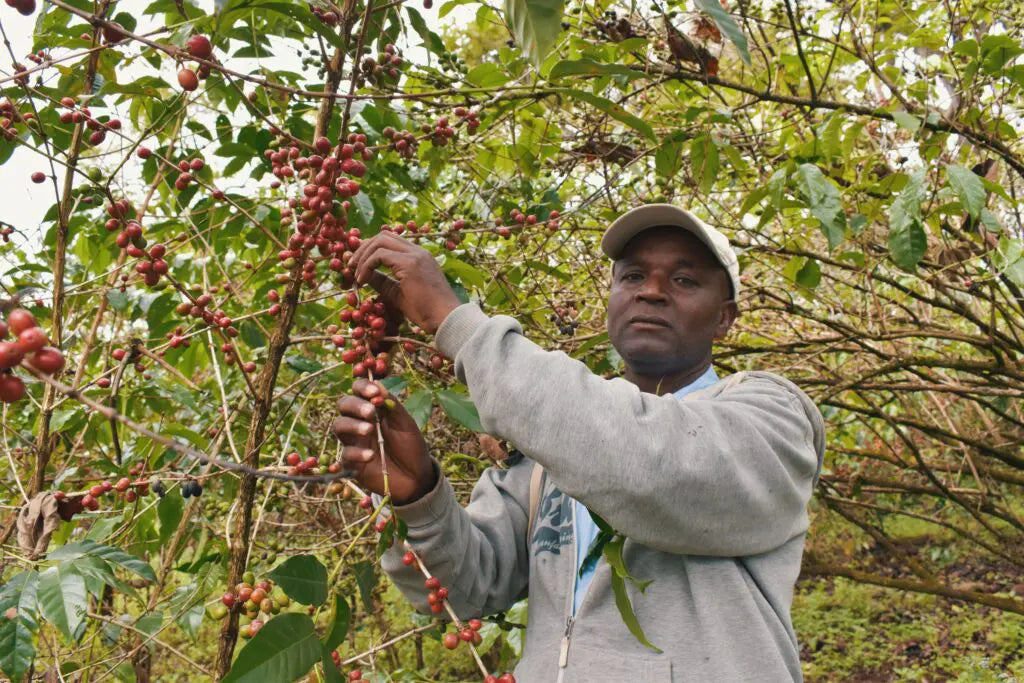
(435, 303, 825, 557)
(380, 456, 534, 619)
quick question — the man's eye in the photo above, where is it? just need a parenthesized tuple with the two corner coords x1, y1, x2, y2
(622, 272, 642, 281)
(675, 277, 698, 286)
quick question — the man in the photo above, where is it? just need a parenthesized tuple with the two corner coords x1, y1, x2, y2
(333, 204, 826, 681)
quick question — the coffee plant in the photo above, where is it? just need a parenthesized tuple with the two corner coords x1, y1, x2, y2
(0, 0, 1022, 680)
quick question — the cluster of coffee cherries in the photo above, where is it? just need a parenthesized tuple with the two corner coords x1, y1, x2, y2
(453, 106, 481, 134)
(550, 304, 579, 336)
(215, 573, 291, 637)
(309, 3, 339, 25)
(335, 293, 393, 378)
(177, 35, 215, 91)
(56, 96, 122, 145)
(171, 157, 205, 192)
(56, 469, 151, 512)
(4, 0, 36, 16)
(262, 132, 375, 293)
(285, 451, 343, 477)
(442, 617, 483, 650)
(0, 98, 32, 141)
(180, 478, 204, 498)
(360, 43, 403, 84)
(0, 308, 65, 402)
(381, 126, 419, 159)
(424, 116, 456, 148)
(173, 293, 240, 338)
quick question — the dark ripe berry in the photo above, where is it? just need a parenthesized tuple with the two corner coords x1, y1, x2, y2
(460, 628, 474, 642)
(250, 588, 267, 604)
(0, 341, 24, 369)
(237, 586, 253, 602)
(0, 374, 25, 402)
(0, 322, 6, 340)
(81, 493, 97, 509)
(286, 452, 300, 466)
(97, 377, 110, 388)
(102, 21, 125, 43)
(485, 678, 498, 683)
(242, 361, 256, 373)
(115, 477, 130, 492)
(17, 326, 47, 353)
(13, 0, 35, 16)
(7, 309, 36, 335)
(468, 618, 482, 631)
(27, 346, 65, 375)
(31, 171, 45, 183)
(443, 632, 459, 649)
(348, 671, 362, 682)
(498, 675, 515, 683)
(89, 484, 104, 497)
(401, 551, 415, 566)
(186, 34, 213, 59)
(425, 576, 441, 590)
(430, 602, 444, 614)
(124, 490, 137, 502)
(177, 68, 199, 91)
(314, 136, 332, 154)
(112, 348, 126, 361)
(436, 587, 449, 599)
(359, 495, 372, 510)
(190, 158, 204, 171)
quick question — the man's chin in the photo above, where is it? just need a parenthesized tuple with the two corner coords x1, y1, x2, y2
(619, 348, 687, 376)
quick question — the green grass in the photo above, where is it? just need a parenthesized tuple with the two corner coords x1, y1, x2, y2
(795, 577, 1024, 682)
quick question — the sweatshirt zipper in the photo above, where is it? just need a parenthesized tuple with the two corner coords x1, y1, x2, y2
(555, 501, 578, 683)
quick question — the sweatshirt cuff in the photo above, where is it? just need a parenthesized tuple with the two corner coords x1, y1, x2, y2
(391, 460, 456, 528)
(435, 303, 489, 361)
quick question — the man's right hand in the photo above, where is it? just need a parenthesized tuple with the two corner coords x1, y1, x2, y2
(332, 379, 437, 505)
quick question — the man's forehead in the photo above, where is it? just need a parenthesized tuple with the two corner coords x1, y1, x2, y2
(615, 228, 719, 267)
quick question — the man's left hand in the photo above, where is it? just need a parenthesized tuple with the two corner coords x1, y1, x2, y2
(349, 232, 462, 334)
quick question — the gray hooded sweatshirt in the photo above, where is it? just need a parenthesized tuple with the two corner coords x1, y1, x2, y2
(381, 304, 826, 682)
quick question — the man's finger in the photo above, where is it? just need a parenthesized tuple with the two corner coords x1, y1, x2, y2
(355, 247, 411, 286)
(351, 231, 411, 267)
(340, 445, 377, 465)
(366, 269, 401, 308)
(337, 394, 375, 419)
(331, 415, 376, 440)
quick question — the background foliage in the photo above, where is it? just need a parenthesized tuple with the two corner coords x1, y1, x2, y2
(0, 0, 1022, 680)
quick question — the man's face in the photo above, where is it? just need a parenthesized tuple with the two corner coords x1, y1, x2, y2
(607, 226, 737, 377)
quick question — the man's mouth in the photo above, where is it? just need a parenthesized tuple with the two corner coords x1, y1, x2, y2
(628, 315, 670, 328)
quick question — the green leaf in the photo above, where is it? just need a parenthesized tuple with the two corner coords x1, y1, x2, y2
(603, 535, 651, 591)
(993, 237, 1024, 287)
(404, 391, 433, 430)
(691, 135, 719, 194)
(322, 594, 351, 652)
(437, 390, 483, 432)
(36, 564, 87, 641)
(48, 540, 156, 582)
(795, 258, 822, 289)
(892, 111, 921, 135)
(888, 170, 928, 270)
(0, 571, 38, 683)
(563, 89, 655, 141)
(465, 63, 508, 88)
(158, 492, 184, 546)
(797, 164, 846, 249)
(505, 0, 564, 67)
(548, 59, 642, 81)
(655, 133, 687, 180)
(221, 613, 321, 683)
(946, 165, 986, 220)
(693, 0, 751, 65)
(405, 7, 446, 56)
(352, 561, 377, 613)
(610, 571, 661, 653)
(285, 355, 323, 374)
(267, 555, 328, 606)
(106, 289, 130, 313)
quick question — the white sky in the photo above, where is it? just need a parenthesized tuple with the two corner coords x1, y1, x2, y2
(0, 0, 472, 254)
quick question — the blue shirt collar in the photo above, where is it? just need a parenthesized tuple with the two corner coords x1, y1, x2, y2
(672, 365, 719, 399)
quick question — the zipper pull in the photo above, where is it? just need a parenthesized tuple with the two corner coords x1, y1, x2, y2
(558, 617, 574, 668)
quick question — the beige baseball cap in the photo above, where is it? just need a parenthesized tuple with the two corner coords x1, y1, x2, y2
(601, 204, 741, 299)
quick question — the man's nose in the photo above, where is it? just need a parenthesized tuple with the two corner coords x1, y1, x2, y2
(635, 275, 669, 302)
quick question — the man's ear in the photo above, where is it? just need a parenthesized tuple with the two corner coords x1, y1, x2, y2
(713, 300, 739, 340)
